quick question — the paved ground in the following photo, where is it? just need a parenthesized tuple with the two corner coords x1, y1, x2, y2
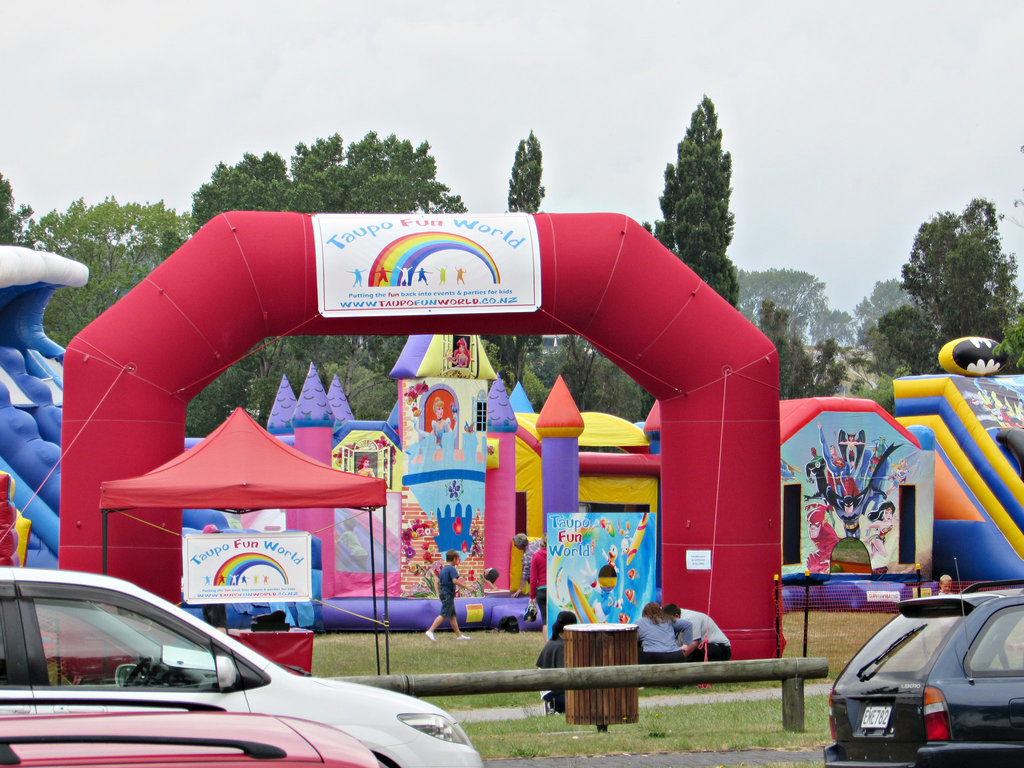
(482, 749, 822, 767)
(459, 683, 832, 768)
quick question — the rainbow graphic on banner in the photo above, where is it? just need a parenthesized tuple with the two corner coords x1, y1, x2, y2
(214, 553, 289, 586)
(369, 232, 500, 287)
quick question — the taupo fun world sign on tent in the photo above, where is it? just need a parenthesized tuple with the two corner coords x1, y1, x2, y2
(183, 531, 312, 604)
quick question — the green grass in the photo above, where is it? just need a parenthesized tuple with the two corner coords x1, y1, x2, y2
(311, 629, 833, 760)
(464, 696, 829, 760)
(781, 610, 894, 673)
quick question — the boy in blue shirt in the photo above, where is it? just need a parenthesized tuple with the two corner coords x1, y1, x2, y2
(425, 549, 473, 641)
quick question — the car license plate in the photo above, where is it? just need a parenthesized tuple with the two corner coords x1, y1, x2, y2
(861, 705, 892, 730)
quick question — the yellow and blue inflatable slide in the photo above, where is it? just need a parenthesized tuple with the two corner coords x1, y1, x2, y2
(896, 374, 1024, 579)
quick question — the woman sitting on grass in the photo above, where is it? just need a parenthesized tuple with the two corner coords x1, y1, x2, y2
(636, 601, 693, 664)
(536, 610, 578, 714)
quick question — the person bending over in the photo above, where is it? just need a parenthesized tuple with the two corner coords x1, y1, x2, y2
(636, 602, 692, 664)
(663, 602, 731, 661)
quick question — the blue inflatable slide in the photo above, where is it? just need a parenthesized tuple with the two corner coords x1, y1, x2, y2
(0, 245, 88, 567)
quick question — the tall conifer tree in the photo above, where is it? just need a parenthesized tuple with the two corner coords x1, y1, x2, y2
(507, 130, 545, 214)
(489, 131, 547, 388)
(655, 96, 739, 306)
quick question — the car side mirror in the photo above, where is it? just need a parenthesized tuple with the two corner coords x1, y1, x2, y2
(216, 654, 239, 690)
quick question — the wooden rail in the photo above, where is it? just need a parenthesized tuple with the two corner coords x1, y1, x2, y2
(339, 656, 828, 731)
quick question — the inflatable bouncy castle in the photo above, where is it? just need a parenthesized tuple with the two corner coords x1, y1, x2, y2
(0, 245, 88, 567)
(780, 397, 935, 579)
(267, 335, 663, 634)
(895, 337, 1024, 580)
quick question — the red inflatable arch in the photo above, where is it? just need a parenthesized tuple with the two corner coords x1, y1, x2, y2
(60, 212, 780, 657)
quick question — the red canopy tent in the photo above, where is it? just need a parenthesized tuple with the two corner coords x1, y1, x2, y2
(99, 407, 388, 667)
(99, 407, 386, 512)
(98, 408, 391, 662)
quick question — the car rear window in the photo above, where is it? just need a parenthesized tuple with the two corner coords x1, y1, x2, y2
(846, 613, 960, 682)
(966, 605, 1024, 676)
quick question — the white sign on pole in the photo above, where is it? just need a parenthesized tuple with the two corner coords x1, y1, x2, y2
(182, 532, 312, 604)
(313, 213, 541, 317)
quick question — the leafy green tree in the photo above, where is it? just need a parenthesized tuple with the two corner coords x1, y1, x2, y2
(851, 371, 897, 414)
(865, 304, 942, 376)
(654, 95, 739, 305)
(757, 300, 846, 399)
(738, 268, 828, 341)
(738, 267, 855, 345)
(341, 132, 465, 214)
(187, 131, 465, 432)
(580, 354, 655, 421)
(810, 338, 849, 396)
(525, 336, 653, 422)
(28, 198, 190, 346)
(759, 300, 811, 399)
(811, 308, 855, 347)
(483, 336, 542, 393)
(554, 336, 600, 410)
(529, 338, 568, 391)
(844, 348, 883, 392)
(507, 130, 545, 213)
(902, 198, 1019, 341)
(0, 173, 32, 245)
(185, 334, 406, 437)
(854, 279, 910, 345)
(516, 365, 547, 412)
(191, 132, 465, 229)
(190, 151, 291, 227)
(288, 134, 351, 213)
(186, 357, 261, 437)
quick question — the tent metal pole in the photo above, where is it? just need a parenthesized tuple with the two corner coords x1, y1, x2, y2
(382, 503, 390, 675)
(101, 509, 110, 575)
(368, 508, 381, 676)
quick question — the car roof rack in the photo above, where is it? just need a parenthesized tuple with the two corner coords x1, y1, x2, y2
(0, 736, 287, 765)
(961, 578, 1024, 594)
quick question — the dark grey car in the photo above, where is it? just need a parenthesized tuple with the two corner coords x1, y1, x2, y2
(827, 581, 1024, 767)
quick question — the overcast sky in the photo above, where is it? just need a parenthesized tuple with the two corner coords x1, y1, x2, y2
(3, 1, 1022, 313)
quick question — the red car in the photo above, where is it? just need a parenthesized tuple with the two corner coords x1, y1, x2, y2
(0, 711, 382, 767)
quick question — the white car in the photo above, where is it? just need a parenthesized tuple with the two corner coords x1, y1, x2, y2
(0, 567, 481, 768)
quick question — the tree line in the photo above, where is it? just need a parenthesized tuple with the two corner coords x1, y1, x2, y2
(1, 106, 1021, 432)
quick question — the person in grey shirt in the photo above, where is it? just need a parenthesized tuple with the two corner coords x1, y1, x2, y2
(663, 602, 731, 661)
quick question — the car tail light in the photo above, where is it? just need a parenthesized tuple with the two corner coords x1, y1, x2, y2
(828, 689, 836, 740)
(923, 686, 950, 741)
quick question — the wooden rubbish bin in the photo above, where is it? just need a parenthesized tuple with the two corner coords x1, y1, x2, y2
(563, 623, 639, 729)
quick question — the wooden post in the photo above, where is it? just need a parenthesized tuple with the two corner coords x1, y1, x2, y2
(781, 676, 805, 732)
